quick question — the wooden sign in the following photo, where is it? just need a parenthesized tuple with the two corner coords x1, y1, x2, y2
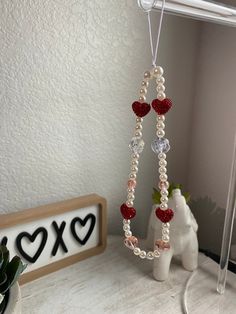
(0, 194, 107, 284)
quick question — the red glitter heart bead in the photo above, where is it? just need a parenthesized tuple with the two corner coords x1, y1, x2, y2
(132, 101, 151, 117)
(155, 207, 174, 223)
(152, 98, 172, 115)
(120, 203, 136, 220)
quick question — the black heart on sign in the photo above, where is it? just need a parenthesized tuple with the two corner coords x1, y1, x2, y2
(70, 214, 96, 245)
(16, 227, 48, 263)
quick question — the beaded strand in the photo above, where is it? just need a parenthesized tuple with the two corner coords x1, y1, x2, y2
(120, 66, 174, 259)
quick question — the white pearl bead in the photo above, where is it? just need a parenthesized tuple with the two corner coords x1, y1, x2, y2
(140, 88, 147, 95)
(131, 160, 139, 166)
(136, 117, 143, 123)
(156, 130, 165, 138)
(132, 153, 140, 159)
(134, 131, 142, 138)
(144, 71, 151, 79)
(125, 230, 132, 237)
(160, 174, 168, 181)
(133, 247, 141, 255)
(159, 167, 167, 174)
(157, 122, 165, 129)
(154, 66, 164, 76)
(157, 115, 165, 122)
(123, 219, 130, 224)
(126, 200, 134, 207)
(162, 228, 169, 235)
(160, 196, 168, 203)
(141, 80, 149, 88)
(158, 153, 166, 159)
(127, 193, 135, 200)
(147, 251, 154, 260)
(139, 95, 146, 102)
(129, 173, 137, 179)
(156, 85, 165, 92)
(157, 92, 166, 100)
(131, 166, 138, 173)
(162, 223, 170, 228)
(152, 68, 158, 76)
(160, 203, 168, 210)
(156, 76, 165, 84)
(159, 159, 167, 167)
(161, 189, 168, 196)
(127, 188, 135, 193)
(162, 235, 170, 242)
(153, 249, 160, 258)
(135, 124, 143, 131)
(123, 224, 130, 232)
(139, 250, 147, 259)
(161, 181, 170, 189)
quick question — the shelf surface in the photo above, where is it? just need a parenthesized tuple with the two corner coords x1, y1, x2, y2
(21, 235, 236, 314)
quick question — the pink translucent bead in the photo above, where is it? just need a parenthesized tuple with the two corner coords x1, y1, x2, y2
(127, 180, 137, 189)
(155, 239, 170, 251)
(124, 236, 138, 250)
(158, 181, 169, 190)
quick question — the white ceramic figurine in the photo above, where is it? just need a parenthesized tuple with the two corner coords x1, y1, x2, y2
(146, 188, 198, 281)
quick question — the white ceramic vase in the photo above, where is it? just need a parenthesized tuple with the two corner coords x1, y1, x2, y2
(4, 283, 21, 314)
(146, 188, 199, 281)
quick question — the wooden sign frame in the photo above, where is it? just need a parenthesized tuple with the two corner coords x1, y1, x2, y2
(0, 194, 107, 285)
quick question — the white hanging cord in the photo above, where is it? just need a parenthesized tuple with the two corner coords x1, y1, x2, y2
(147, 0, 166, 67)
(182, 269, 197, 314)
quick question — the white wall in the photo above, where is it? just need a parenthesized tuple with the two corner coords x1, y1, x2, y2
(0, 0, 199, 236)
(188, 22, 236, 207)
(188, 22, 236, 255)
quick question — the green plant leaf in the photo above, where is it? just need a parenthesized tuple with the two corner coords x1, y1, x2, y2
(0, 295, 6, 313)
(0, 279, 10, 295)
(152, 188, 161, 204)
(0, 246, 26, 296)
(0, 251, 3, 272)
(6, 256, 25, 289)
(0, 273, 7, 287)
(168, 183, 175, 196)
(0, 246, 9, 273)
(174, 183, 182, 190)
(0, 293, 4, 306)
(183, 192, 191, 203)
(152, 182, 191, 205)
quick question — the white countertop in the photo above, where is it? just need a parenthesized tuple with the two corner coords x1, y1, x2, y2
(21, 236, 236, 314)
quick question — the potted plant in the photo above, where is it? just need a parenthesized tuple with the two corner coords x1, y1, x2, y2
(152, 183, 191, 204)
(0, 245, 26, 314)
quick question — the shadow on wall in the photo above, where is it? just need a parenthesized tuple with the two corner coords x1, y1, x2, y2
(190, 196, 232, 257)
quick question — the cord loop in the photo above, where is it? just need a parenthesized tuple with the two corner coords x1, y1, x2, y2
(147, 0, 166, 67)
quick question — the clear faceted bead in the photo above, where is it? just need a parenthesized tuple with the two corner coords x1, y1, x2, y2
(129, 137, 145, 154)
(151, 138, 170, 155)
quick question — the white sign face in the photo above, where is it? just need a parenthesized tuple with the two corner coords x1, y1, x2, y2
(0, 194, 107, 283)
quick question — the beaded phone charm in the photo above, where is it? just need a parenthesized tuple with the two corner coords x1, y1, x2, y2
(120, 0, 174, 260)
